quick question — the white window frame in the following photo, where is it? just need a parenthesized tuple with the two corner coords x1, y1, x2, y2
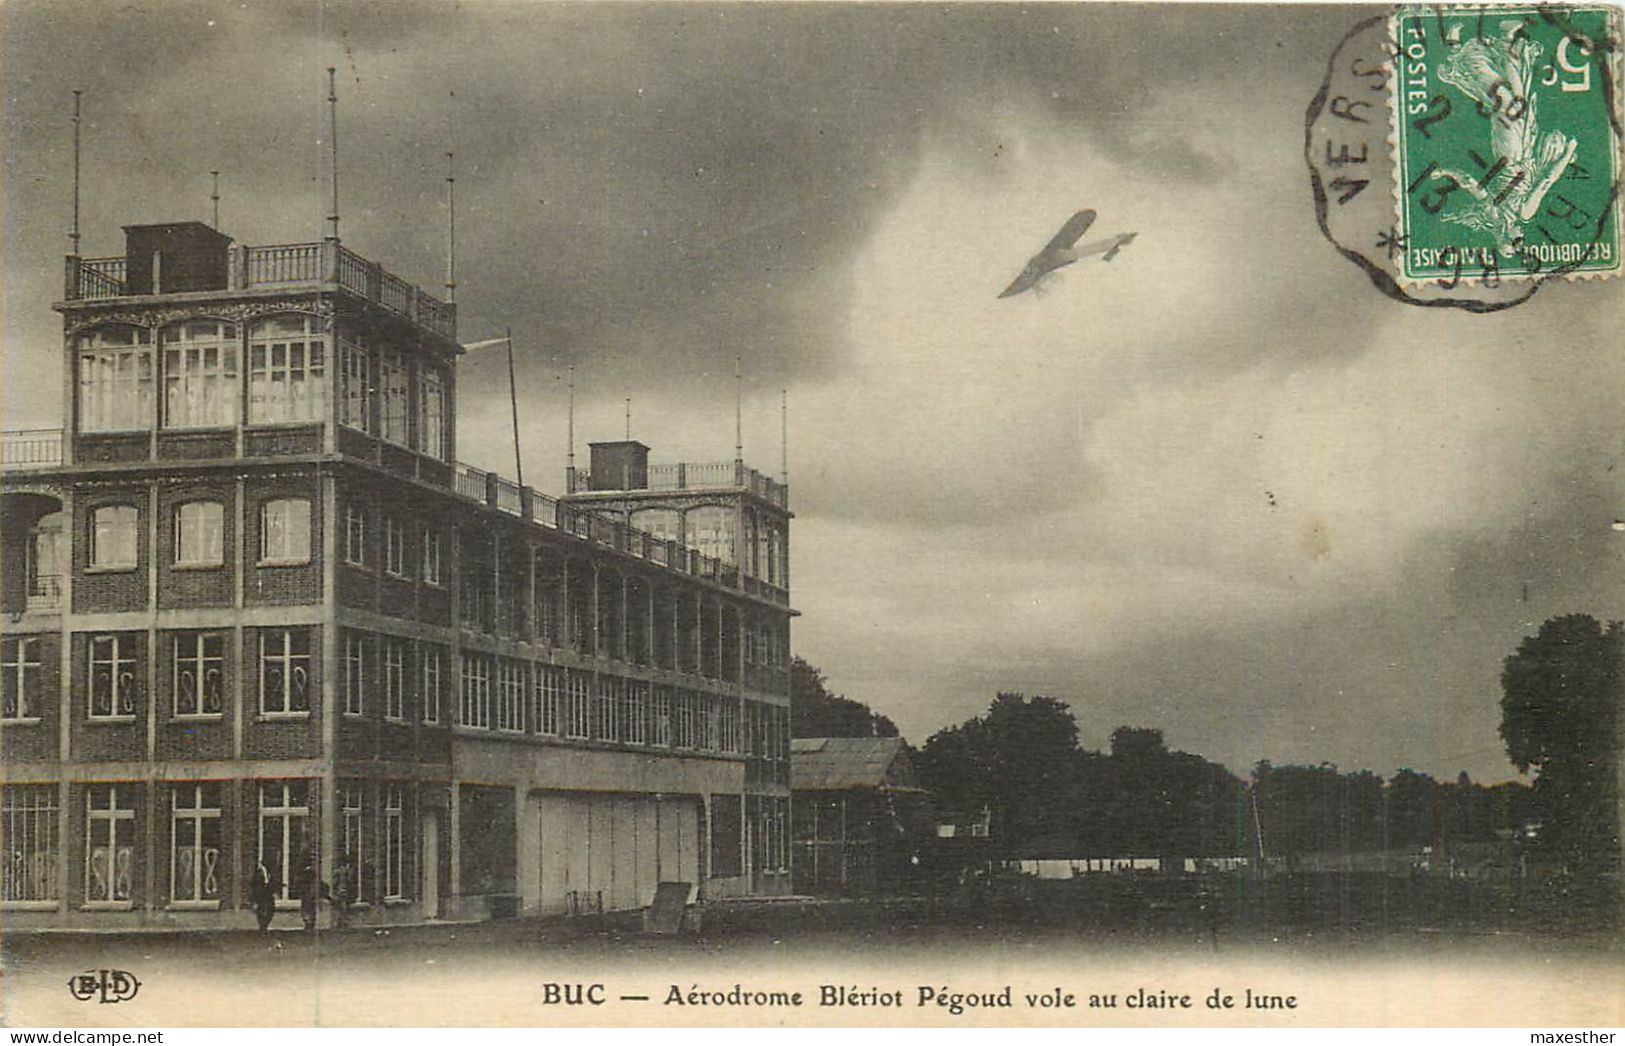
(383, 785, 407, 901)
(84, 784, 136, 906)
(339, 340, 372, 433)
(170, 783, 222, 906)
(345, 504, 367, 568)
(173, 500, 224, 567)
(379, 348, 410, 446)
(422, 528, 442, 585)
(383, 638, 406, 721)
(344, 632, 366, 717)
(258, 629, 311, 716)
(459, 653, 491, 729)
(161, 321, 240, 429)
(565, 670, 590, 740)
(77, 327, 154, 433)
(90, 504, 139, 571)
(248, 315, 327, 425)
(419, 369, 447, 461)
(258, 498, 312, 565)
(172, 632, 225, 718)
(257, 780, 310, 901)
(89, 634, 139, 720)
(2, 637, 42, 723)
(495, 658, 523, 733)
(420, 645, 441, 724)
(340, 782, 364, 902)
(533, 665, 562, 737)
(383, 515, 407, 577)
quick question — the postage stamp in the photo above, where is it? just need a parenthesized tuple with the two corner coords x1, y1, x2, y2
(1390, 4, 1622, 283)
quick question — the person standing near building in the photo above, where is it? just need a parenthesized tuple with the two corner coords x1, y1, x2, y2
(293, 851, 328, 932)
(249, 861, 276, 934)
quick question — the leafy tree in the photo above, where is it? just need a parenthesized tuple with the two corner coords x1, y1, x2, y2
(790, 657, 899, 738)
(1500, 614, 1623, 874)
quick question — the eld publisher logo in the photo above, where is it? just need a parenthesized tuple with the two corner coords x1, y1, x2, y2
(67, 969, 142, 1004)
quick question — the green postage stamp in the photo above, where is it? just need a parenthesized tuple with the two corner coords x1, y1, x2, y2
(1391, 4, 1622, 282)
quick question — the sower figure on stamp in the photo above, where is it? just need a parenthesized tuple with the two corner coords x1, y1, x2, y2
(249, 860, 276, 934)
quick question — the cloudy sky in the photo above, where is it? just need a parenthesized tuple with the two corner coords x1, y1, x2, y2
(4, 2, 1621, 783)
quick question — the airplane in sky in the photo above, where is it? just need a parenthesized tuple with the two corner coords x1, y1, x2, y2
(998, 209, 1136, 298)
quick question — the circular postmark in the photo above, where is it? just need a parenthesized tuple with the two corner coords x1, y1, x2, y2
(1306, 7, 1622, 311)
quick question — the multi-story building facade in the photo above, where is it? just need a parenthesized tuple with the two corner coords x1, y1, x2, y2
(0, 220, 794, 928)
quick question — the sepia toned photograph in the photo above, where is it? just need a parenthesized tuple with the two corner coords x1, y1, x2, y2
(1, 0, 1621, 1031)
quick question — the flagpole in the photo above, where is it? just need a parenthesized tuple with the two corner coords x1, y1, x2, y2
(505, 327, 522, 487)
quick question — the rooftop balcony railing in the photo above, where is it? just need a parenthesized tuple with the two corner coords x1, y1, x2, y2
(63, 241, 457, 340)
(572, 459, 789, 509)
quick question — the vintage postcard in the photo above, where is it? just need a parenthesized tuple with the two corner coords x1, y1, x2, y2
(1, 0, 1621, 1033)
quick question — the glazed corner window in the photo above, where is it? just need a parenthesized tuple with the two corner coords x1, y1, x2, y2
(420, 368, 447, 461)
(173, 501, 224, 566)
(339, 341, 372, 434)
(345, 504, 367, 567)
(259, 498, 311, 565)
(89, 504, 139, 570)
(85, 784, 136, 905)
(161, 320, 240, 429)
(248, 315, 327, 424)
(172, 632, 224, 717)
(77, 325, 154, 433)
(2, 637, 43, 721)
(258, 629, 311, 715)
(88, 634, 140, 719)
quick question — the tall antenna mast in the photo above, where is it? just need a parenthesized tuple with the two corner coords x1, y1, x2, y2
(326, 67, 340, 244)
(70, 90, 82, 257)
(780, 389, 788, 487)
(505, 328, 522, 487)
(444, 152, 456, 302)
(734, 356, 743, 462)
(624, 398, 631, 440)
(567, 365, 576, 477)
(210, 171, 220, 229)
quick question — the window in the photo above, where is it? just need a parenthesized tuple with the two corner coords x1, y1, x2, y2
(495, 658, 523, 732)
(710, 794, 742, 878)
(459, 653, 491, 729)
(1, 785, 58, 902)
(257, 780, 310, 901)
(90, 505, 138, 570)
(173, 501, 224, 566)
(383, 638, 406, 720)
(344, 632, 366, 716)
(651, 687, 672, 747)
(379, 349, 410, 446)
(2, 638, 42, 722)
(593, 675, 622, 741)
(172, 632, 224, 717)
(248, 315, 326, 424)
(420, 369, 446, 460)
(339, 783, 363, 902)
(533, 665, 562, 736)
(170, 783, 221, 904)
(624, 681, 649, 745)
(383, 515, 407, 577)
(422, 529, 442, 585)
(78, 326, 154, 432)
(258, 629, 311, 715)
(345, 504, 367, 567)
(258, 498, 311, 564)
(420, 645, 442, 724)
(89, 634, 139, 719)
(564, 670, 590, 740)
(28, 513, 63, 606)
(339, 341, 371, 433)
(161, 321, 239, 428)
(383, 785, 407, 901)
(686, 506, 737, 566)
(85, 784, 136, 905)
(719, 696, 740, 754)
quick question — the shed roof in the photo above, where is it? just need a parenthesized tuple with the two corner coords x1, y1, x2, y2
(791, 736, 919, 791)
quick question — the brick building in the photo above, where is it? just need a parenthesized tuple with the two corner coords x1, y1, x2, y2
(0, 220, 794, 928)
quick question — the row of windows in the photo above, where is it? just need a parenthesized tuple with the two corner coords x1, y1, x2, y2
(0, 780, 412, 906)
(343, 504, 441, 582)
(84, 500, 311, 571)
(75, 320, 449, 460)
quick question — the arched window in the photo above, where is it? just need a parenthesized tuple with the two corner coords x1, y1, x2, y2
(248, 315, 327, 424)
(173, 501, 224, 566)
(631, 508, 680, 545)
(77, 325, 153, 432)
(160, 320, 239, 428)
